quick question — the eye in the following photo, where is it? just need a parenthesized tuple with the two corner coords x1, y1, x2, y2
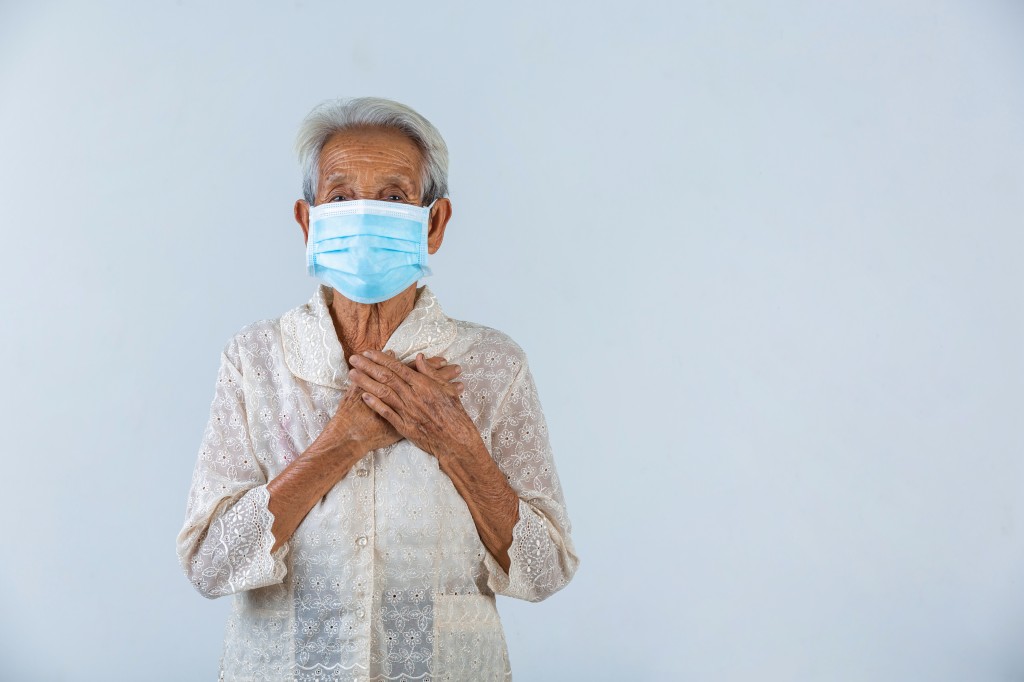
(329, 195, 348, 202)
(386, 195, 403, 201)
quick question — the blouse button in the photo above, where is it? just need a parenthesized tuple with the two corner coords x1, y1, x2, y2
(356, 608, 366, 619)
(355, 468, 368, 477)
(356, 535, 368, 547)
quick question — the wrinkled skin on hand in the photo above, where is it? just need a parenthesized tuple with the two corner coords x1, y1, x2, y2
(266, 352, 463, 554)
(347, 350, 479, 465)
(347, 349, 519, 572)
(327, 351, 464, 452)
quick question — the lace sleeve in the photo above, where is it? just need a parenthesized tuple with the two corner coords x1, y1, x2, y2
(175, 337, 289, 599)
(482, 355, 579, 602)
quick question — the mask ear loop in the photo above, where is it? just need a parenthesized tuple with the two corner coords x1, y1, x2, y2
(422, 197, 439, 239)
(418, 199, 437, 276)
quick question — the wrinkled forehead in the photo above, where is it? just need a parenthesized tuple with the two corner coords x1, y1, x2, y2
(318, 127, 425, 182)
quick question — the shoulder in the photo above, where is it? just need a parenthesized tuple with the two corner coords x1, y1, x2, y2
(448, 317, 529, 377)
(219, 316, 284, 373)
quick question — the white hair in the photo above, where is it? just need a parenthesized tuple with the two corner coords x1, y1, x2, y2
(295, 97, 450, 206)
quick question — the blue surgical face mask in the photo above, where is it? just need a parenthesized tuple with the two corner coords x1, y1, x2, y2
(306, 198, 435, 304)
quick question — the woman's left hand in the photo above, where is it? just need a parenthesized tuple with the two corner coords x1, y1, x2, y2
(347, 349, 482, 463)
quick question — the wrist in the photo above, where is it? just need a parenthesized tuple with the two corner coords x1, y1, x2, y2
(435, 440, 478, 474)
(438, 439, 504, 486)
(311, 425, 367, 465)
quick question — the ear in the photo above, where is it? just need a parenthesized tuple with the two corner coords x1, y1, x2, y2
(294, 199, 310, 245)
(426, 198, 452, 255)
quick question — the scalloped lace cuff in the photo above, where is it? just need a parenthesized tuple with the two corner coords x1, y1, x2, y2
(484, 498, 565, 601)
(196, 484, 289, 597)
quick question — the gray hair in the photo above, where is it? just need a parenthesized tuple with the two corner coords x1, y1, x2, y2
(295, 97, 450, 207)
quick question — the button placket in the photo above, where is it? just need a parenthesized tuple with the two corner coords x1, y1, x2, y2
(352, 451, 374, 549)
(353, 451, 374, 551)
(354, 449, 376, 660)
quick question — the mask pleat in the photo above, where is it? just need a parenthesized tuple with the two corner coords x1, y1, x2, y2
(305, 198, 433, 304)
(313, 234, 419, 253)
(314, 251, 420, 276)
(311, 213, 422, 242)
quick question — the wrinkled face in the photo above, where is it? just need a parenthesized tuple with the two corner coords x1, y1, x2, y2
(295, 126, 452, 256)
(315, 126, 426, 206)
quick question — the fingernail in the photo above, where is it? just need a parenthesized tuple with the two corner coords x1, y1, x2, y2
(362, 393, 371, 401)
(438, 359, 447, 366)
(362, 350, 373, 357)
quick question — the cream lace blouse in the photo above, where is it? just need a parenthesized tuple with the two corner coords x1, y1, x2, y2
(175, 283, 579, 681)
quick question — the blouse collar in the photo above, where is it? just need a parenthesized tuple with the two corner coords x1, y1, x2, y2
(280, 283, 458, 390)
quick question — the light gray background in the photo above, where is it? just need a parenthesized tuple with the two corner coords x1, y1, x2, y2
(1, 1, 1022, 680)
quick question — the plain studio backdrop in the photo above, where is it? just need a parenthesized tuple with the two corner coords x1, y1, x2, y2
(1, 1, 1022, 680)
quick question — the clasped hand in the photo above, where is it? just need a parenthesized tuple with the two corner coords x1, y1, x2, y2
(348, 350, 482, 464)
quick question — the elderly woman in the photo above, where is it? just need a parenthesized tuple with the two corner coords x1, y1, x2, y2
(176, 97, 579, 681)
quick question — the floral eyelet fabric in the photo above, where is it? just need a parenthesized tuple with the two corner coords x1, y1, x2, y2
(176, 284, 579, 681)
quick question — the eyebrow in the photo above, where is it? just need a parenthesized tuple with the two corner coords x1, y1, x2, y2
(379, 174, 417, 190)
(325, 173, 416, 186)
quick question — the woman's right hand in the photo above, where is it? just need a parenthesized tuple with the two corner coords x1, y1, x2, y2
(268, 353, 462, 553)
(324, 353, 463, 454)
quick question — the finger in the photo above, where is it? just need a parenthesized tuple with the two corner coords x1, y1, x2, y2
(348, 367, 406, 410)
(361, 392, 404, 431)
(405, 355, 446, 375)
(436, 378, 464, 399)
(421, 355, 447, 368)
(414, 357, 462, 400)
(414, 353, 462, 382)
(400, 353, 440, 364)
(361, 349, 425, 387)
(414, 353, 431, 375)
(434, 364, 462, 383)
(349, 353, 416, 398)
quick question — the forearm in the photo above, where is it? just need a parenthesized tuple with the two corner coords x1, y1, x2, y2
(267, 427, 367, 552)
(438, 440, 520, 573)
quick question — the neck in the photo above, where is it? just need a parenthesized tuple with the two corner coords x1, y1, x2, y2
(328, 284, 418, 366)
